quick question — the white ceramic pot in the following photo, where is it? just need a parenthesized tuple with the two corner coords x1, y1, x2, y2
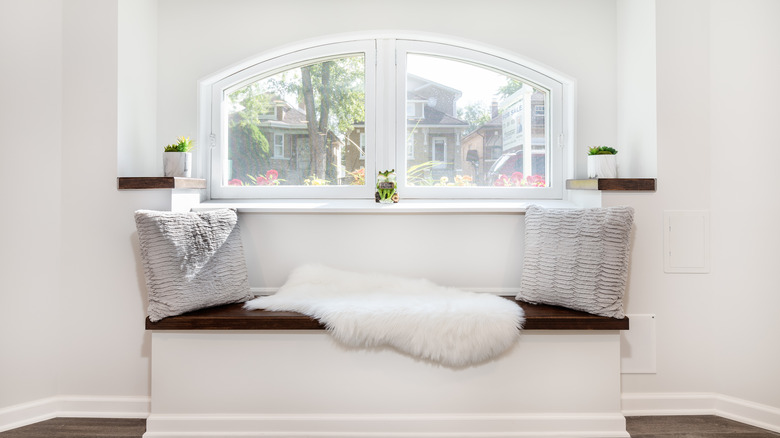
(163, 152, 192, 177)
(587, 154, 617, 178)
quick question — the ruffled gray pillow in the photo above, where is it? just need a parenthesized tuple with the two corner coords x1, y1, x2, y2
(516, 205, 634, 318)
(135, 209, 252, 322)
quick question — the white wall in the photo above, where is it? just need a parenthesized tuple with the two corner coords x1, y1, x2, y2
(612, 0, 716, 396)
(57, 0, 171, 401)
(3, 0, 780, 428)
(0, 0, 63, 409)
(616, 0, 657, 178)
(118, 0, 158, 177)
(611, 0, 780, 412)
(708, 0, 780, 408)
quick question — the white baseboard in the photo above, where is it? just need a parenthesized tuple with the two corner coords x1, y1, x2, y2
(0, 395, 150, 433)
(5, 392, 778, 436)
(622, 392, 780, 433)
(0, 397, 59, 433)
(144, 413, 629, 438)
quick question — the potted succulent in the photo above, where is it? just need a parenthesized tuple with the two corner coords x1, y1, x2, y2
(163, 136, 194, 178)
(587, 146, 618, 178)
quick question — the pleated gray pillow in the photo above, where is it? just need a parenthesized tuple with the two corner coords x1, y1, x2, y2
(135, 209, 252, 322)
(516, 205, 634, 318)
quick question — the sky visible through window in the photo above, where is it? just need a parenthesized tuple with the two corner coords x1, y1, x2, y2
(407, 54, 507, 108)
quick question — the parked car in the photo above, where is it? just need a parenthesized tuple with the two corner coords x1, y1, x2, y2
(486, 150, 523, 184)
(485, 149, 546, 186)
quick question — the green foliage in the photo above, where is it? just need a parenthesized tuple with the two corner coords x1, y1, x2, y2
(497, 78, 524, 99)
(229, 125, 270, 183)
(458, 103, 492, 133)
(303, 174, 330, 185)
(268, 57, 365, 138)
(346, 167, 365, 185)
(228, 83, 273, 121)
(588, 146, 618, 155)
(406, 161, 441, 186)
(164, 136, 194, 152)
(227, 85, 273, 183)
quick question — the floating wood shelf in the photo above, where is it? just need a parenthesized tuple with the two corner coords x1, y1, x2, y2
(146, 299, 629, 331)
(117, 177, 206, 190)
(566, 178, 656, 191)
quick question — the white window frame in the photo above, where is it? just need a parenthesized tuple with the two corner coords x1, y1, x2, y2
(207, 40, 376, 199)
(395, 40, 565, 199)
(201, 37, 570, 200)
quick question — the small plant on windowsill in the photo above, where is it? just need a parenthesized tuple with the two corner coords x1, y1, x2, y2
(163, 136, 194, 178)
(376, 169, 398, 203)
(587, 146, 618, 179)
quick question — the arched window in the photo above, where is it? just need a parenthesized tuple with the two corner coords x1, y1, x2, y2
(203, 38, 570, 200)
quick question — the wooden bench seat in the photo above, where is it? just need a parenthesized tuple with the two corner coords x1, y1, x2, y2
(145, 298, 629, 331)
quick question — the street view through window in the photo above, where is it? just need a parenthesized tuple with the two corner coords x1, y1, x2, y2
(221, 52, 549, 191)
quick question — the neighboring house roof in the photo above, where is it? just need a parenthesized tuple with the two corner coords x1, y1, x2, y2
(354, 75, 469, 129)
(407, 74, 468, 127)
(462, 115, 502, 143)
(414, 105, 468, 127)
(407, 74, 463, 100)
(280, 105, 307, 124)
(229, 94, 308, 130)
(258, 98, 308, 130)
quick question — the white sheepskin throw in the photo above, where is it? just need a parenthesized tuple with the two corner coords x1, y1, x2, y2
(244, 265, 524, 367)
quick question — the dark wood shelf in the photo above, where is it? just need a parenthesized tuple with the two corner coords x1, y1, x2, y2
(566, 178, 656, 192)
(146, 299, 629, 331)
(117, 177, 206, 190)
(566, 178, 656, 191)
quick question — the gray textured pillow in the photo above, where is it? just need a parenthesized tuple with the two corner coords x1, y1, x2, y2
(135, 209, 252, 322)
(516, 205, 634, 318)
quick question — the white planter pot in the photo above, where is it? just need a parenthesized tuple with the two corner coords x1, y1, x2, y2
(163, 152, 192, 177)
(587, 155, 617, 179)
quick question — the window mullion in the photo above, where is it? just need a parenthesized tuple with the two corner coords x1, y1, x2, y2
(374, 39, 396, 175)
(394, 40, 410, 193)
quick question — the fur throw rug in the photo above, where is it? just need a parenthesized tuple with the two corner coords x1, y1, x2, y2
(243, 265, 524, 367)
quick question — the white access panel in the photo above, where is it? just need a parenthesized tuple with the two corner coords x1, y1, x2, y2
(620, 314, 656, 374)
(663, 210, 710, 273)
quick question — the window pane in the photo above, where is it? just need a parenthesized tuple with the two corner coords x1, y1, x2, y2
(224, 55, 366, 187)
(406, 54, 548, 188)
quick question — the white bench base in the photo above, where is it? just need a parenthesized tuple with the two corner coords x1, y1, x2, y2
(144, 330, 628, 437)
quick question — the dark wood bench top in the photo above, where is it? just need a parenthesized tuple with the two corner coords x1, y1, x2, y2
(146, 298, 628, 331)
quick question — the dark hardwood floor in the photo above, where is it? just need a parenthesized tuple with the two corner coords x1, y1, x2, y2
(1, 415, 778, 437)
(0, 418, 146, 438)
(627, 415, 780, 437)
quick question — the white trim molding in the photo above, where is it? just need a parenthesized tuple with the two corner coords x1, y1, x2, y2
(622, 393, 780, 433)
(144, 413, 629, 438)
(0, 396, 150, 433)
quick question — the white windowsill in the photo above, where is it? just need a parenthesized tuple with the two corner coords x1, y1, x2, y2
(190, 198, 581, 214)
